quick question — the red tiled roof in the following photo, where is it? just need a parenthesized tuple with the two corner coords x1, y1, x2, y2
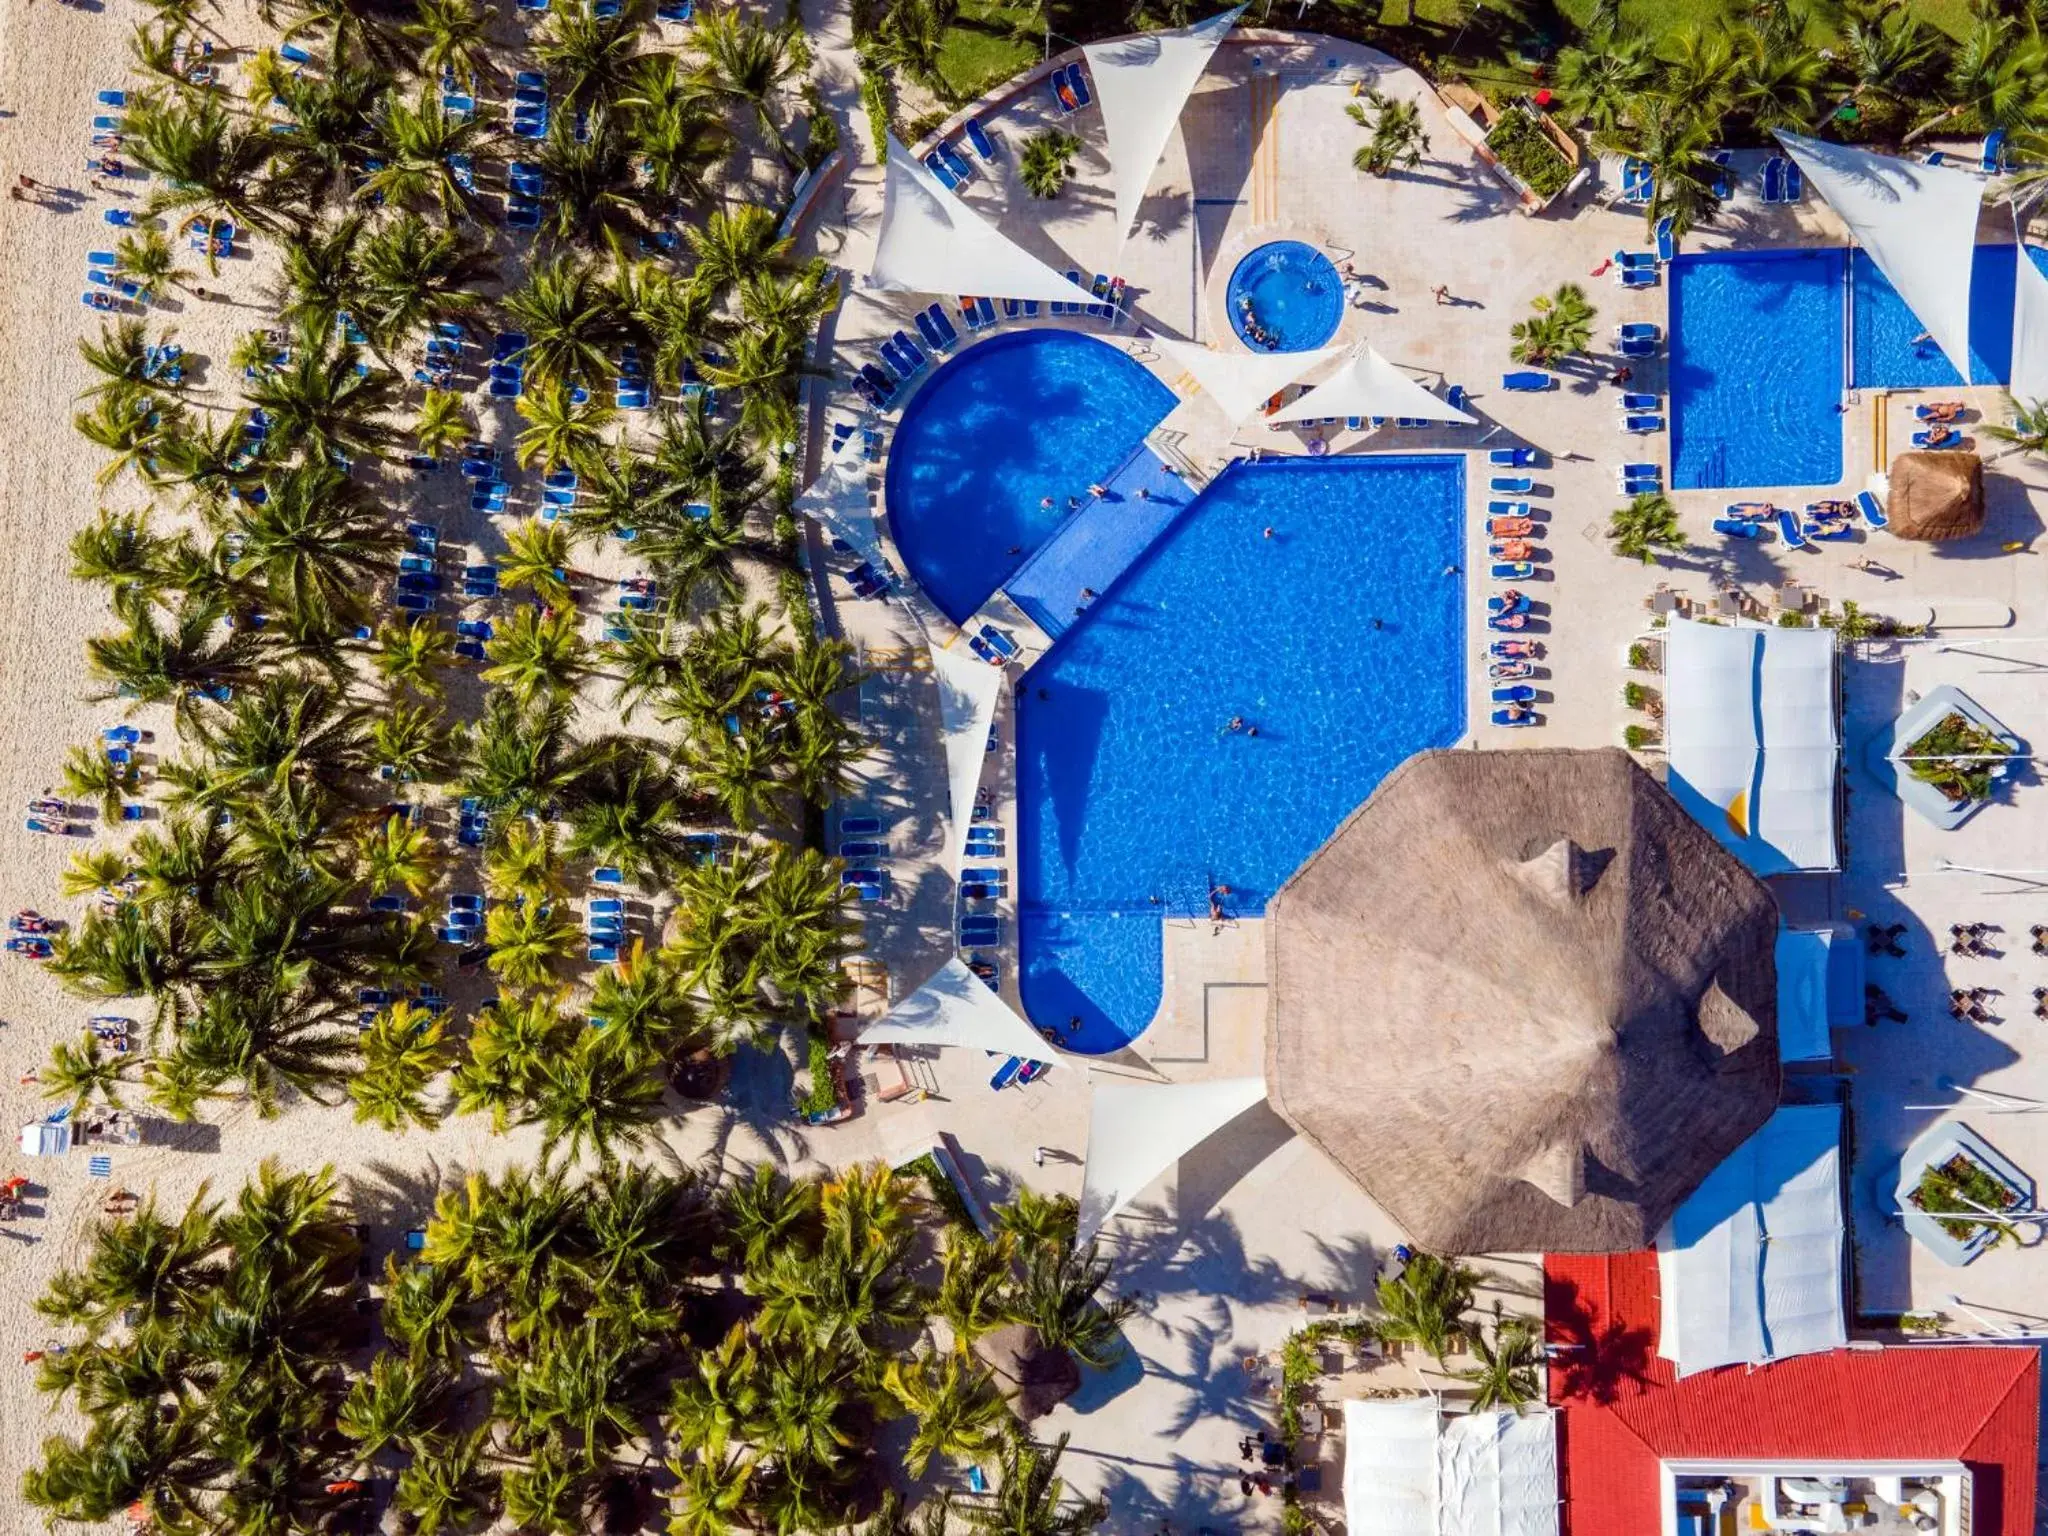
(1545, 1251, 2040, 1536)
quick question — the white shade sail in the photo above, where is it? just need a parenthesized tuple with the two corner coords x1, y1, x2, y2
(930, 642, 1004, 881)
(1343, 1402, 1559, 1536)
(1778, 131, 1984, 380)
(867, 135, 1097, 305)
(1265, 345, 1476, 426)
(2012, 212, 2048, 403)
(794, 455, 883, 567)
(1344, 1401, 1439, 1536)
(1655, 1103, 1847, 1377)
(1151, 334, 1341, 424)
(1077, 1075, 1266, 1244)
(1774, 927, 1834, 1063)
(860, 957, 1056, 1064)
(1084, 7, 1244, 244)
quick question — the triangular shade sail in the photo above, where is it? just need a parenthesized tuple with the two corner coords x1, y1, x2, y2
(860, 957, 1056, 1064)
(794, 455, 883, 567)
(1265, 346, 1475, 426)
(2012, 212, 2048, 403)
(1084, 6, 1244, 244)
(1077, 1075, 1266, 1244)
(868, 135, 1097, 306)
(1778, 131, 1983, 380)
(930, 643, 1004, 879)
(1151, 335, 1342, 425)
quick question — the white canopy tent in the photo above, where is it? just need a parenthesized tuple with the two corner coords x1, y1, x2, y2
(2011, 210, 2048, 403)
(19, 1119, 70, 1157)
(1342, 1401, 1560, 1536)
(929, 643, 1004, 881)
(859, 957, 1057, 1064)
(1084, 7, 1244, 246)
(1076, 1075, 1265, 1244)
(1264, 345, 1476, 426)
(1663, 619, 1840, 875)
(1775, 928, 1835, 1063)
(1150, 335, 1340, 424)
(1656, 1103, 1847, 1377)
(1777, 131, 1984, 381)
(867, 135, 1096, 306)
(793, 455, 884, 569)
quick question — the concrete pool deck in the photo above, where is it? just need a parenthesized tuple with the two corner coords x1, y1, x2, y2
(791, 27, 2048, 1526)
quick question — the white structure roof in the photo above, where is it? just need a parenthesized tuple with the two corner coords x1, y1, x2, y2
(867, 135, 1096, 305)
(1077, 1075, 1265, 1244)
(1266, 345, 1476, 426)
(2012, 221, 2048, 403)
(1775, 928, 1835, 1064)
(19, 1120, 69, 1157)
(1343, 1401, 1560, 1536)
(1663, 619, 1840, 875)
(1085, 7, 1244, 245)
(1777, 131, 1984, 381)
(1151, 335, 1341, 424)
(929, 642, 1004, 880)
(859, 957, 1056, 1065)
(1656, 1103, 1847, 1377)
(793, 455, 883, 567)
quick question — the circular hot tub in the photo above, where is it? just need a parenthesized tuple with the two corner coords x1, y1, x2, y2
(1226, 240, 1344, 352)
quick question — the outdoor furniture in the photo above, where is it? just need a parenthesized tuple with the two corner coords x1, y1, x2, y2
(1648, 590, 1680, 615)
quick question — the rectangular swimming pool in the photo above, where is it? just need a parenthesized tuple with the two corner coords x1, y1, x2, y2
(1851, 244, 2048, 388)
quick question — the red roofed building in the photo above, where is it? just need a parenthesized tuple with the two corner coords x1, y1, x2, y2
(1545, 1251, 2039, 1536)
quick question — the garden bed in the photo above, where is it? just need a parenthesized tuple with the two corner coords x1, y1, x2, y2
(1902, 710, 2014, 805)
(1909, 1151, 2023, 1245)
(1481, 106, 1578, 203)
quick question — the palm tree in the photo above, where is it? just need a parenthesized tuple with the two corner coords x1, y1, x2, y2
(1660, 24, 1740, 122)
(1633, 109, 1724, 239)
(127, 93, 283, 233)
(1551, 32, 1658, 135)
(61, 745, 137, 825)
(1508, 282, 1596, 366)
(623, 59, 731, 207)
(354, 214, 495, 359)
(227, 460, 397, 633)
(666, 1450, 755, 1536)
(1733, 30, 1825, 133)
(587, 941, 699, 1061)
(1374, 1250, 1478, 1364)
(530, 1041, 664, 1167)
(43, 1031, 132, 1116)
(393, 1429, 497, 1533)
(242, 332, 399, 462)
(71, 507, 166, 602)
(483, 820, 568, 905)
(1018, 128, 1080, 199)
(885, 1350, 1009, 1476)
(502, 255, 628, 388)
(453, 993, 574, 1127)
(1016, 1235, 1136, 1370)
(1457, 1309, 1544, 1412)
(537, 0, 648, 108)
(698, 323, 816, 449)
(152, 412, 259, 511)
(1934, 16, 2048, 138)
(960, 1434, 1108, 1536)
(534, 109, 648, 246)
(358, 812, 441, 897)
(481, 606, 590, 706)
(412, 387, 472, 462)
(368, 699, 450, 783)
(720, 1163, 820, 1272)
(86, 598, 256, 727)
(338, 1350, 456, 1465)
(77, 320, 169, 400)
(937, 1230, 1019, 1347)
(691, 7, 802, 163)
(516, 381, 616, 471)
(373, 616, 455, 696)
(113, 227, 194, 297)
(1840, 1, 1940, 114)
(458, 693, 615, 819)
(484, 899, 582, 988)
(267, 65, 386, 215)
(1608, 490, 1686, 563)
(75, 387, 176, 489)
(1348, 91, 1429, 176)
(562, 760, 692, 886)
(685, 204, 790, 301)
(277, 214, 367, 341)
(362, 95, 498, 224)
(350, 1001, 454, 1131)
(1983, 396, 2048, 457)
(403, 0, 493, 91)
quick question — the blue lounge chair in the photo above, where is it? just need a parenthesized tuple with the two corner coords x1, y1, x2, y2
(990, 1056, 1024, 1092)
(975, 294, 997, 327)
(1493, 685, 1536, 704)
(840, 816, 882, 837)
(1620, 267, 1658, 288)
(588, 944, 620, 964)
(926, 303, 960, 346)
(1068, 64, 1091, 108)
(840, 840, 887, 859)
(1655, 216, 1677, 263)
(657, 0, 694, 19)
(1709, 148, 1733, 200)
(913, 310, 944, 351)
(893, 330, 927, 372)
(1621, 393, 1661, 412)
(1488, 500, 1530, 517)
(922, 151, 960, 190)
(1446, 384, 1469, 415)
(280, 43, 315, 65)
(1985, 129, 2007, 173)
(939, 144, 973, 184)
(1714, 518, 1765, 539)
(1492, 562, 1533, 579)
(961, 867, 1006, 885)
(1784, 160, 1803, 201)
(1858, 489, 1889, 530)
(1487, 593, 1528, 616)
(1489, 447, 1538, 467)
(1614, 250, 1656, 269)
(1776, 509, 1809, 549)
(1492, 709, 1539, 728)
(1502, 371, 1553, 392)
(966, 119, 998, 161)
(1913, 429, 1964, 449)
(1806, 521, 1856, 542)
(97, 90, 126, 107)
(1490, 476, 1533, 494)
(1617, 322, 1660, 342)
(103, 209, 134, 227)
(1618, 336, 1658, 358)
(1624, 415, 1665, 434)
(1763, 156, 1785, 203)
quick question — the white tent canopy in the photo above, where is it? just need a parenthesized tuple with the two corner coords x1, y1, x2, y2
(1775, 928, 1835, 1063)
(929, 643, 1004, 881)
(867, 135, 1096, 305)
(1265, 345, 1476, 426)
(1656, 1103, 1847, 1377)
(794, 455, 884, 568)
(1151, 335, 1340, 424)
(1077, 1075, 1265, 1244)
(1085, 7, 1244, 245)
(860, 957, 1056, 1064)
(1663, 619, 1840, 875)
(1777, 131, 1984, 380)
(2012, 211, 2048, 403)
(1343, 1402, 1560, 1536)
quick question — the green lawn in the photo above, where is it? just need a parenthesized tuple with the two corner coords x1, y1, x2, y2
(936, 0, 1042, 105)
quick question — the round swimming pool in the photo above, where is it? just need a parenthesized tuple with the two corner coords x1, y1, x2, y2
(1227, 240, 1343, 352)
(883, 331, 1175, 625)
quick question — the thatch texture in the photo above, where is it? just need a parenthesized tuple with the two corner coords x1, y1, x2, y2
(972, 1325, 1079, 1420)
(1264, 748, 1781, 1254)
(1887, 451, 1984, 541)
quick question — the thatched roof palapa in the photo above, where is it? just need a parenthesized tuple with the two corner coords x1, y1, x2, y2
(1264, 748, 1782, 1254)
(1886, 451, 1983, 541)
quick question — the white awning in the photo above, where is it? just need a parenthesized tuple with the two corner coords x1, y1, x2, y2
(1085, 7, 1244, 245)
(1151, 334, 1341, 424)
(1777, 131, 1984, 380)
(1664, 619, 1839, 874)
(1775, 928, 1835, 1064)
(2012, 215, 2048, 403)
(859, 956, 1056, 1064)
(867, 135, 1097, 305)
(794, 455, 883, 567)
(1077, 1075, 1266, 1244)
(930, 642, 1004, 881)
(1656, 1103, 1847, 1377)
(1266, 345, 1476, 426)
(19, 1119, 70, 1157)
(1344, 1402, 1559, 1536)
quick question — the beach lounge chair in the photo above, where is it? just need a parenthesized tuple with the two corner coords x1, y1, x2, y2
(657, 1, 695, 20)
(1762, 156, 1785, 203)
(1492, 685, 1536, 704)
(1489, 447, 1538, 467)
(103, 209, 134, 227)
(1913, 429, 1964, 449)
(1617, 323, 1660, 341)
(961, 867, 1006, 885)
(98, 90, 127, 107)
(280, 43, 315, 65)
(1491, 562, 1534, 579)
(939, 143, 973, 183)
(922, 151, 961, 190)
(1709, 148, 1733, 200)
(1068, 63, 1092, 107)
(1805, 521, 1856, 542)
(1655, 216, 1677, 263)
(1858, 489, 1889, 530)
(1618, 336, 1658, 358)
(1487, 500, 1531, 517)
(1446, 384, 1469, 415)
(989, 1056, 1023, 1092)
(1624, 415, 1666, 433)
(1984, 129, 2007, 172)
(979, 625, 1018, 660)
(1620, 393, 1661, 412)
(1487, 593, 1529, 616)
(1776, 509, 1810, 549)
(1614, 250, 1656, 269)
(926, 302, 960, 346)
(1050, 64, 1079, 115)
(893, 331, 927, 372)
(1713, 517, 1765, 539)
(1620, 267, 1659, 288)
(588, 944, 620, 963)
(840, 816, 882, 838)
(1490, 476, 1533, 494)
(1492, 709, 1539, 727)
(592, 866, 624, 887)
(1502, 371, 1553, 391)
(966, 119, 998, 161)
(1783, 160, 1803, 200)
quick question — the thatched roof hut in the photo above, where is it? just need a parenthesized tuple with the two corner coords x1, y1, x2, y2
(1264, 748, 1781, 1254)
(972, 1324, 1078, 1420)
(1887, 451, 1983, 541)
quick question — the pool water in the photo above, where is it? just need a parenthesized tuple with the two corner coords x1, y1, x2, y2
(1852, 244, 2048, 388)
(1669, 249, 1844, 490)
(1016, 456, 1466, 1051)
(1227, 240, 1344, 352)
(884, 332, 1176, 624)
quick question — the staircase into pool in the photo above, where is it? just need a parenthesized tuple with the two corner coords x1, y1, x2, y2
(1001, 445, 1192, 642)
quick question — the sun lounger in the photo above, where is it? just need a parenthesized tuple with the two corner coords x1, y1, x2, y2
(1068, 64, 1091, 107)
(1050, 64, 1079, 114)
(1620, 393, 1661, 412)
(1714, 517, 1765, 538)
(1614, 250, 1657, 269)
(1492, 709, 1539, 727)
(840, 816, 882, 838)
(1617, 323, 1660, 342)
(939, 143, 973, 183)
(1763, 156, 1785, 202)
(1502, 371, 1553, 392)
(1655, 215, 1677, 263)
(1487, 593, 1528, 615)
(1492, 685, 1536, 704)
(1913, 429, 1965, 449)
(1984, 128, 2007, 172)
(1489, 447, 1538, 467)
(1617, 336, 1659, 358)
(1620, 267, 1659, 288)
(1487, 501, 1531, 518)
(1857, 489, 1889, 530)
(98, 90, 126, 107)
(1775, 509, 1809, 549)
(922, 150, 960, 189)
(1490, 476, 1533, 493)
(1624, 415, 1665, 434)
(587, 944, 620, 963)
(280, 43, 315, 64)
(966, 118, 998, 161)
(1784, 160, 1803, 200)
(1491, 562, 1533, 579)
(893, 330, 927, 371)
(103, 209, 134, 227)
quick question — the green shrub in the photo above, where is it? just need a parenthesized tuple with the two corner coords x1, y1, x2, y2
(1484, 109, 1573, 199)
(899, 1151, 976, 1229)
(1902, 712, 2013, 804)
(1626, 641, 1651, 670)
(858, 63, 893, 159)
(799, 80, 840, 170)
(1911, 1153, 2018, 1245)
(1623, 724, 1660, 751)
(798, 1031, 838, 1117)
(1776, 611, 1811, 627)
(1623, 681, 1649, 711)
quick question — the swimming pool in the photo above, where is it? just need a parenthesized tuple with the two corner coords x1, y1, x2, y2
(884, 331, 1176, 624)
(1669, 249, 1844, 490)
(1852, 244, 2048, 388)
(1227, 240, 1344, 352)
(1016, 456, 1466, 1052)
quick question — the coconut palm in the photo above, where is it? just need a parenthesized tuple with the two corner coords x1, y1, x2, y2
(227, 460, 397, 633)
(534, 109, 648, 246)
(1551, 32, 1658, 134)
(623, 61, 731, 208)
(350, 1002, 455, 1131)
(412, 387, 472, 462)
(59, 850, 132, 903)
(77, 320, 170, 400)
(354, 214, 495, 359)
(937, 1230, 1019, 1347)
(492, 518, 576, 606)
(454, 992, 576, 1126)
(1733, 30, 1826, 133)
(458, 694, 617, 818)
(1018, 128, 1080, 198)
(691, 7, 802, 162)
(537, 0, 648, 108)
(403, 0, 494, 91)
(71, 507, 166, 602)
(362, 94, 497, 223)
(1457, 1309, 1544, 1412)
(267, 65, 386, 214)
(561, 759, 693, 885)
(1983, 396, 2048, 457)
(129, 21, 194, 90)
(698, 323, 816, 449)
(502, 255, 628, 388)
(530, 1041, 665, 1167)
(684, 204, 790, 301)
(152, 412, 261, 511)
(481, 606, 591, 706)
(1634, 109, 1725, 239)
(1374, 1250, 1478, 1363)
(1659, 24, 1741, 122)
(337, 1350, 456, 1459)
(43, 1031, 132, 1116)
(601, 613, 690, 722)
(113, 227, 194, 297)
(1935, 16, 2048, 137)
(1348, 90, 1429, 176)
(393, 1429, 497, 1533)
(128, 93, 284, 233)
(241, 332, 399, 462)
(1508, 282, 1596, 366)
(369, 699, 450, 783)
(192, 670, 366, 796)
(1840, 1, 1940, 113)
(483, 820, 568, 906)
(277, 214, 367, 341)
(155, 982, 359, 1117)
(75, 387, 177, 489)
(885, 1350, 1009, 1476)
(373, 616, 455, 695)
(1608, 490, 1686, 563)
(587, 941, 699, 1062)
(484, 899, 582, 988)
(61, 745, 138, 825)
(1016, 1236, 1135, 1370)
(720, 1163, 819, 1272)
(86, 598, 257, 727)
(961, 1434, 1107, 1536)
(358, 812, 441, 897)
(516, 381, 616, 471)
(868, 0, 945, 91)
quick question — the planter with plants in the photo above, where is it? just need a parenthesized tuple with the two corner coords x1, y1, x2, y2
(1481, 105, 1578, 204)
(1908, 1152, 2024, 1246)
(1882, 685, 2021, 830)
(1903, 712, 2012, 805)
(1895, 1123, 2035, 1266)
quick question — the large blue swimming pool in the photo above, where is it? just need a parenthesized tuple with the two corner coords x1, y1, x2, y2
(1852, 244, 2048, 387)
(883, 332, 1175, 624)
(1016, 457, 1467, 1051)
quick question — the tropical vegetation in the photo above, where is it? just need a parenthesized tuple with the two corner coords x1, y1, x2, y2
(1607, 490, 1687, 563)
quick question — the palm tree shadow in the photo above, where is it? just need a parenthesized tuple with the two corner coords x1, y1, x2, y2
(1543, 1274, 1656, 1405)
